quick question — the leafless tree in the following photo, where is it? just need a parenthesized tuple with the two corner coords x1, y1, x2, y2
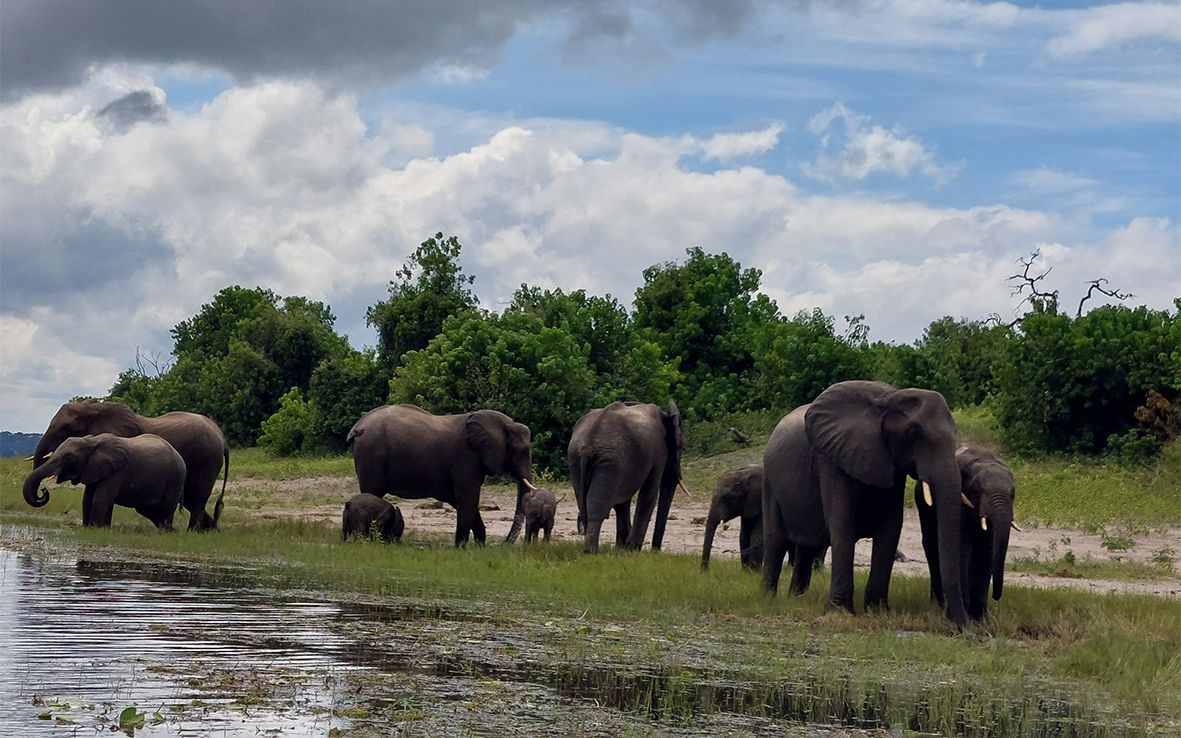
(1076, 279, 1133, 318)
(133, 346, 173, 377)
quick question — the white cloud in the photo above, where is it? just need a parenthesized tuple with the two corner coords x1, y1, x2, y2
(803, 102, 961, 184)
(699, 124, 785, 161)
(1011, 167, 1100, 193)
(0, 76, 1175, 431)
(1047, 2, 1181, 58)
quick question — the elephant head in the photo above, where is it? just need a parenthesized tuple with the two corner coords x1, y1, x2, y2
(465, 410, 535, 543)
(24, 435, 127, 508)
(34, 401, 141, 468)
(805, 380, 968, 626)
(958, 446, 1016, 601)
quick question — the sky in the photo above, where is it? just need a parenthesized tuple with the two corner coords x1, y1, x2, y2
(1, 0, 1179, 432)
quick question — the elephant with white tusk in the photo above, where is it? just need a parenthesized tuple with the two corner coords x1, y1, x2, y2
(915, 445, 1017, 621)
(762, 381, 969, 629)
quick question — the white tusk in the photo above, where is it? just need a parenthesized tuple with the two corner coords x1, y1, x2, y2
(24, 455, 34, 461)
(921, 481, 933, 507)
(678, 480, 692, 497)
(1010, 522, 1023, 532)
(522, 479, 538, 491)
(980, 517, 988, 531)
(960, 493, 975, 509)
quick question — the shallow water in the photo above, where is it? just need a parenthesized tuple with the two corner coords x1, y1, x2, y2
(0, 542, 862, 737)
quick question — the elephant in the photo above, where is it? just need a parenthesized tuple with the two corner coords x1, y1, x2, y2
(916, 445, 1018, 621)
(341, 493, 405, 543)
(701, 465, 765, 571)
(347, 405, 537, 546)
(762, 381, 970, 628)
(24, 433, 186, 529)
(34, 400, 229, 530)
(522, 487, 558, 543)
(567, 400, 688, 553)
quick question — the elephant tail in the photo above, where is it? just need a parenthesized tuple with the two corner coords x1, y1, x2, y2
(212, 445, 229, 528)
(346, 424, 364, 445)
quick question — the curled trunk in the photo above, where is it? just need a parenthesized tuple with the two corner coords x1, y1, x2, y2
(23, 459, 61, 508)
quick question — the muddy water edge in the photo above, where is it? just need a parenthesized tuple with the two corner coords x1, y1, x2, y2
(0, 526, 1146, 737)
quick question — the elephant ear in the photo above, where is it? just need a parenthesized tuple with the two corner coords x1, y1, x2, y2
(79, 437, 129, 485)
(466, 411, 507, 475)
(79, 400, 143, 437)
(661, 400, 684, 455)
(804, 381, 896, 488)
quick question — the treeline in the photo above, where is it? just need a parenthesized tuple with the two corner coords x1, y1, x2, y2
(107, 234, 1180, 471)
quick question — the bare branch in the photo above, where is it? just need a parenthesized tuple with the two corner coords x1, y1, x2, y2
(134, 346, 173, 377)
(1007, 250, 1059, 314)
(1076, 278, 1135, 317)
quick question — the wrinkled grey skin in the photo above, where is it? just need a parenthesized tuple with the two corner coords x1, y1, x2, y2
(701, 465, 765, 571)
(916, 445, 1015, 621)
(762, 381, 968, 629)
(34, 400, 228, 530)
(341, 493, 405, 543)
(24, 433, 185, 529)
(523, 488, 558, 543)
(348, 405, 534, 546)
(568, 401, 685, 553)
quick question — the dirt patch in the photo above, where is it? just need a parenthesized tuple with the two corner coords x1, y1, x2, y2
(224, 475, 1181, 598)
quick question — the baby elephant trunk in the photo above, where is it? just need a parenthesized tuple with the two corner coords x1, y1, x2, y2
(701, 510, 722, 570)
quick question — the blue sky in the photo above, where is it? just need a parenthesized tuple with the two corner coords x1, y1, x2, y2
(1, 0, 1179, 430)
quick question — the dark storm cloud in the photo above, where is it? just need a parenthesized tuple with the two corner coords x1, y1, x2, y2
(96, 91, 167, 132)
(0, 0, 773, 99)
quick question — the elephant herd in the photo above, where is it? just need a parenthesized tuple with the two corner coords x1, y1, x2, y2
(23, 381, 1017, 629)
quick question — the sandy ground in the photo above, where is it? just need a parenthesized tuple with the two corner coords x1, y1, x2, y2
(232, 476, 1181, 598)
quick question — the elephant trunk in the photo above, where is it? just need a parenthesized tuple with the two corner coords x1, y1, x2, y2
(701, 508, 722, 570)
(928, 461, 968, 629)
(23, 458, 62, 508)
(32, 432, 61, 469)
(504, 478, 530, 544)
(991, 510, 1012, 601)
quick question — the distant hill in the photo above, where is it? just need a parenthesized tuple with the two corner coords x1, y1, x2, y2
(0, 432, 41, 459)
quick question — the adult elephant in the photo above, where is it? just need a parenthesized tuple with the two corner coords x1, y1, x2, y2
(568, 401, 688, 553)
(347, 405, 536, 546)
(24, 433, 186, 529)
(916, 445, 1018, 621)
(701, 465, 764, 571)
(33, 401, 228, 530)
(762, 381, 970, 629)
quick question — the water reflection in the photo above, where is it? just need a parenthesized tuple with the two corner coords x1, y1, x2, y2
(0, 547, 355, 736)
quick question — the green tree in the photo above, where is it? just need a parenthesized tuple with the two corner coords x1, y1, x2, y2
(752, 308, 872, 412)
(632, 247, 780, 416)
(306, 349, 388, 451)
(390, 311, 601, 471)
(258, 388, 314, 455)
(366, 232, 479, 371)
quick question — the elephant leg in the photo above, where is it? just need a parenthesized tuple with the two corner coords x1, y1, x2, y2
(821, 470, 857, 614)
(454, 500, 478, 547)
(864, 496, 904, 612)
(82, 487, 96, 526)
(471, 510, 487, 545)
(915, 480, 944, 605)
(626, 473, 660, 549)
(761, 499, 792, 594)
(738, 518, 753, 569)
(650, 479, 675, 551)
(790, 545, 823, 593)
(88, 477, 123, 528)
(967, 533, 991, 620)
(543, 521, 552, 541)
(746, 517, 765, 572)
(614, 500, 631, 547)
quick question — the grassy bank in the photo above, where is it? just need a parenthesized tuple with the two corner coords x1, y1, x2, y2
(2, 520, 1179, 735)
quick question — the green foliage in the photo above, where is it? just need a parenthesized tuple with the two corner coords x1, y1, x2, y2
(751, 309, 871, 413)
(258, 388, 314, 456)
(306, 349, 388, 451)
(390, 311, 602, 471)
(366, 232, 478, 371)
(995, 302, 1180, 455)
(633, 247, 779, 417)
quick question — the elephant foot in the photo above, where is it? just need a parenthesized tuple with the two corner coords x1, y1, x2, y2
(827, 598, 856, 615)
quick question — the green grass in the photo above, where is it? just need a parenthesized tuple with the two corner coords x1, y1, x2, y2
(3, 519, 1180, 731)
(1009, 555, 1176, 581)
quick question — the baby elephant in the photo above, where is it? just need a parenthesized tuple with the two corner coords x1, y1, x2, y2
(342, 493, 405, 543)
(523, 487, 558, 542)
(23, 433, 185, 529)
(702, 465, 765, 570)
